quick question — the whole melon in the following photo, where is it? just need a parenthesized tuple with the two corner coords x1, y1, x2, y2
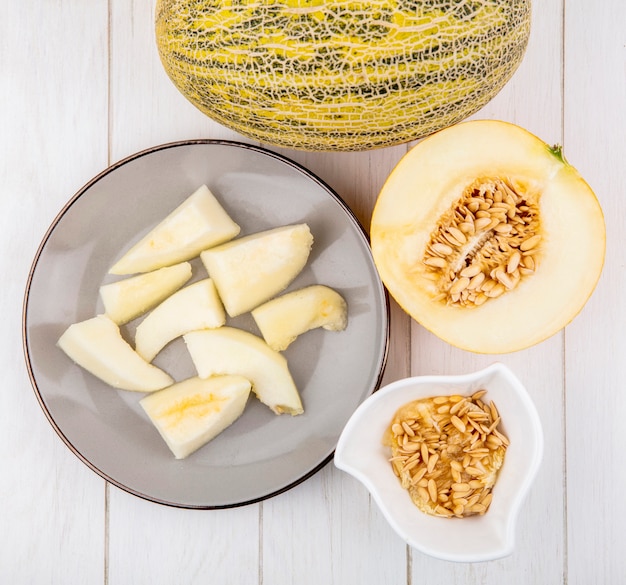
(155, 0, 531, 151)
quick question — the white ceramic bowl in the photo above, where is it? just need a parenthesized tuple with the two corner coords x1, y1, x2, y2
(334, 362, 543, 562)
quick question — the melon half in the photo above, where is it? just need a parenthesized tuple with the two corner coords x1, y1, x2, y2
(370, 120, 605, 354)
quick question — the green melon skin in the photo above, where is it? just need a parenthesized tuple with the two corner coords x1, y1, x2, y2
(155, 0, 531, 152)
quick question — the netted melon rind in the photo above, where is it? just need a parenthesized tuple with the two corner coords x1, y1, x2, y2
(155, 0, 531, 151)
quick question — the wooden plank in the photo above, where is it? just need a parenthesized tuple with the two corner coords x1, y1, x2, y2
(262, 466, 407, 585)
(106, 1, 260, 582)
(408, 0, 567, 582)
(260, 147, 410, 585)
(563, 1, 626, 583)
(108, 0, 246, 162)
(409, 338, 565, 582)
(0, 2, 109, 583)
(107, 489, 260, 584)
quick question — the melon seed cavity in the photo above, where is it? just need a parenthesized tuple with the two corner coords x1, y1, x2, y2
(422, 177, 541, 307)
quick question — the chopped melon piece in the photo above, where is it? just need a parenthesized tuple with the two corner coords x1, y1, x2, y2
(109, 184, 240, 275)
(100, 262, 192, 325)
(200, 223, 313, 317)
(184, 327, 303, 415)
(135, 278, 225, 362)
(57, 315, 173, 392)
(251, 285, 348, 351)
(140, 375, 252, 459)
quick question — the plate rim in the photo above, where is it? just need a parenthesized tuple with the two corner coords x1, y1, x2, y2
(21, 138, 390, 509)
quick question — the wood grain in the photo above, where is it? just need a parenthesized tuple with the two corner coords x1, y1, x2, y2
(259, 144, 411, 585)
(410, 1, 567, 582)
(106, 1, 261, 582)
(564, 1, 626, 583)
(1, 2, 109, 584)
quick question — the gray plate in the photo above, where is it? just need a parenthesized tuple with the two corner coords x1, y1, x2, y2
(22, 140, 389, 509)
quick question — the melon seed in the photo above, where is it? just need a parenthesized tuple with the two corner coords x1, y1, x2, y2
(520, 234, 542, 251)
(421, 177, 541, 308)
(384, 391, 508, 519)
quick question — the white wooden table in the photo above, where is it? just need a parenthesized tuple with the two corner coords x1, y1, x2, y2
(3, 1, 625, 582)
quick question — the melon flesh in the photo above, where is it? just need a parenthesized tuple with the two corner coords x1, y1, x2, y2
(100, 262, 192, 325)
(57, 315, 173, 392)
(140, 375, 251, 459)
(109, 185, 240, 275)
(371, 120, 606, 354)
(200, 224, 313, 317)
(134, 278, 226, 362)
(251, 285, 348, 351)
(184, 327, 303, 415)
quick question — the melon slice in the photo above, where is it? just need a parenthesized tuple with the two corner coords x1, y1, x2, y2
(109, 184, 240, 275)
(200, 223, 313, 317)
(100, 262, 192, 325)
(251, 285, 348, 351)
(140, 375, 252, 459)
(57, 315, 173, 392)
(184, 327, 303, 415)
(135, 278, 226, 362)
(371, 120, 605, 354)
